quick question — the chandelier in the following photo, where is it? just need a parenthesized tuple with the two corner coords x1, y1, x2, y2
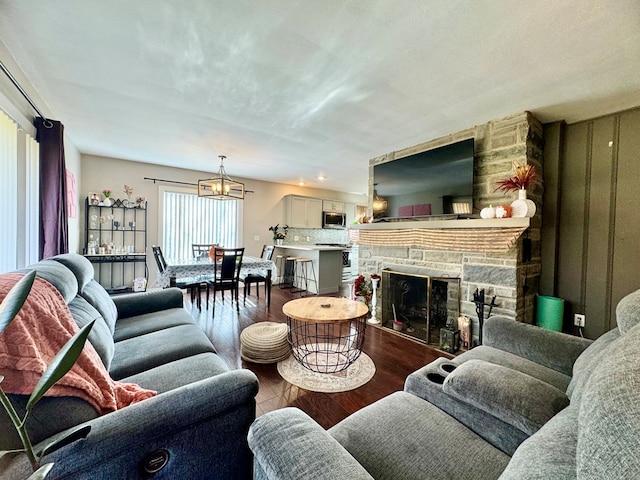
(198, 155, 245, 200)
(372, 187, 387, 213)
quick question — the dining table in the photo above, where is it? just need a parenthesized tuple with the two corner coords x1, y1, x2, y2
(156, 255, 277, 306)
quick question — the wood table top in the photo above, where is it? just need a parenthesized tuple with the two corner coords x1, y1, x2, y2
(282, 297, 369, 323)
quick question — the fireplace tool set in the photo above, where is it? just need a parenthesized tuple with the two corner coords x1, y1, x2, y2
(472, 288, 498, 348)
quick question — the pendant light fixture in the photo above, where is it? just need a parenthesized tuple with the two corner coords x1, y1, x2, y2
(198, 155, 245, 200)
(372, 185, 387, 213)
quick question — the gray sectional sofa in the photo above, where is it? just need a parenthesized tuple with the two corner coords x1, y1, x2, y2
(1, 253, 258, 479)
(248, 289, 640, 479)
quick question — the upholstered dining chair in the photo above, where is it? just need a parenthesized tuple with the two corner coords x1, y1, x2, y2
(152, 245, 204, 309)
(207, 247, 244, 311)
(241, 245, 275, 304)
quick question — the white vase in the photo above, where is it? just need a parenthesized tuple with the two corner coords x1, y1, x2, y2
(368, 277, 380, 324)
(276, 239, 283, 245)
(510, 189, 536, 218)
(103, 197, 112, 207)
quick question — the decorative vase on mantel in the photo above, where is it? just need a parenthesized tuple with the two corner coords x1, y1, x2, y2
(510, 189, 536, 218)
(275, 238, 283, 246)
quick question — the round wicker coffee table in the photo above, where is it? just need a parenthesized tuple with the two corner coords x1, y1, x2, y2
(283, 297, 369, 373)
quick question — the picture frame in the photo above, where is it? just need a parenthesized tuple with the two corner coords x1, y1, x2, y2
(88, 192, 101, 206)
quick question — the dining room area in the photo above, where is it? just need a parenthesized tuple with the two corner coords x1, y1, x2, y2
(151, 243, 278, 312)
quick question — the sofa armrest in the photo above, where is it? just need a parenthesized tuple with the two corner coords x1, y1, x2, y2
(443, 359, 569, 436)
(248, 408, 374, 480)
(112, 287, 184, 319)
(483, 316, 593, 376)
(7, 370, 259, 480)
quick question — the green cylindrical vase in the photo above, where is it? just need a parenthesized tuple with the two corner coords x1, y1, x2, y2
(535, 295, 564, 331)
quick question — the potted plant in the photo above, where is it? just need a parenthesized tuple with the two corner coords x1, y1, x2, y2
(495, 161, 538, 218)
(0, 271, 95, 479)
(268, 224, 289, 245)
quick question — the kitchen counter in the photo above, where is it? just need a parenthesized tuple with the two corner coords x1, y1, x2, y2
(272, 244, 349, 251)
(274, 245, 346, 294)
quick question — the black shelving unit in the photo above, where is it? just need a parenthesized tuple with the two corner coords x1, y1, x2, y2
(83, 197, 148, 293)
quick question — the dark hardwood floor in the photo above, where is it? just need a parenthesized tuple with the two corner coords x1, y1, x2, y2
(184, 284, 449, 429)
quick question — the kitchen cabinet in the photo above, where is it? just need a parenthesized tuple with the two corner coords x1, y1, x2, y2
(84, 197, 148, 293)
(322, 200, 345, 213)
(285, 195, 322, 228)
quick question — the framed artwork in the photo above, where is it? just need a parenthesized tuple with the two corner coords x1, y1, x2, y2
(66, 169, 77, 218)
(88, 192, 101, 205)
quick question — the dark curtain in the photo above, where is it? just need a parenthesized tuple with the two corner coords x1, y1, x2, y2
(36, 117, 68, 259)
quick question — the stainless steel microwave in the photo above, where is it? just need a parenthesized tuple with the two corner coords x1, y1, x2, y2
(322, 211, 346, 228)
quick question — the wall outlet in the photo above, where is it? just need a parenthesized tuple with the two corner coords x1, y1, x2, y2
(253, 234, 260, 242)
(294, 235, 299, 241)
(574, 313, 586, 327)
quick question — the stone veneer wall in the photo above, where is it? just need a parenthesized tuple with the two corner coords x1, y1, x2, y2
(359, 111, 544, 334)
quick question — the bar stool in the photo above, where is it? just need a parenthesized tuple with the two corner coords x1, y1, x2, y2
(274, 254, 286, 286)
(292, 258, 317, 296)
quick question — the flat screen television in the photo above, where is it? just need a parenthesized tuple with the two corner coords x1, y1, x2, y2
(372, 138, 475, 220)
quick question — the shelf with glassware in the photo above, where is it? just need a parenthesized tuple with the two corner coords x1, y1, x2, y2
(83, 197, 148, 294)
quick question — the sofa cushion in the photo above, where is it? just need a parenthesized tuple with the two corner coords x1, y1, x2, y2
(330, 391, 510, 480)
(614, 288, 640, 334)
(21, 260, 78, 303)
(121, 353, 230, 394)
(576, 322, 640, 479)
(566, 327, 619, 401)
(68, 296, 115, 369)
(80, 280, 118, 334)
(113, 308, 196, 342)
(457, 345, 571, 392)
(443, 359, 569, 436)
(499, 406, 578, 480)
(51, 253, 95, 291)
(109, 324, 216, 379)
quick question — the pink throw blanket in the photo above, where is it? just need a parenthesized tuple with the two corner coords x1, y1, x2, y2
(0, 273, 155, 415)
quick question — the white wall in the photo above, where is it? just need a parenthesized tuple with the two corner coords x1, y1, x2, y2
(1, 39, 82, 256)
(81, 154, 365, 284)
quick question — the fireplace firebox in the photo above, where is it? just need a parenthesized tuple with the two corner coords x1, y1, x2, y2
(381, 270, 461, 346)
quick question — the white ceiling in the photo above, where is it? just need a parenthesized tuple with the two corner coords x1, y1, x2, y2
(1, 0, 639, 194)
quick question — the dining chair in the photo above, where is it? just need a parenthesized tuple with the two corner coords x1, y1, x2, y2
(192, 243, 219, 259)
(207, 247, 244, 310)
(241, 245, 275, 304)
(152, 245, 204, 309)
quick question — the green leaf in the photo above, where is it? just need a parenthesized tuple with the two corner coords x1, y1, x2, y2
(26, 320, 95, 411)
(27, 463, 54, 479)
(0, 271, 36, 335)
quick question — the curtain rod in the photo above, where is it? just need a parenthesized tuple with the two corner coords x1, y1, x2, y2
(144, 176, 254, 193)
(0, 58, 53, 128)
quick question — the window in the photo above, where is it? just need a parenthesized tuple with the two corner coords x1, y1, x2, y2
(161, 187, 242, 259)
(0, 109, 39, 273)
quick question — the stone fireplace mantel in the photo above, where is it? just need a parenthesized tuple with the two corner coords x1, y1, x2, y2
(349, 218, 529, 253)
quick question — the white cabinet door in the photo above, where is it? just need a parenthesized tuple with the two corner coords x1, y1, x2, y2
(322, 200, 345, 213)
(289, 196, 308, 227)
(286, 195, 323, 228)
(307, 198, 323, 228)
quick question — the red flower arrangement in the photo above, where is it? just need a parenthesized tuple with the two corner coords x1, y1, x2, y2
(353, 274, 372, 301)
(495, 161, 538, 193)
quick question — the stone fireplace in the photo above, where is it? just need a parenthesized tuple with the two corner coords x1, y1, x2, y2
(381, 270, 460, 345)
(350, 111, 544, 345)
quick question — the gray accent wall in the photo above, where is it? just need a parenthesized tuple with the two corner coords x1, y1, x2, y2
(542, 107, 640, 339)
